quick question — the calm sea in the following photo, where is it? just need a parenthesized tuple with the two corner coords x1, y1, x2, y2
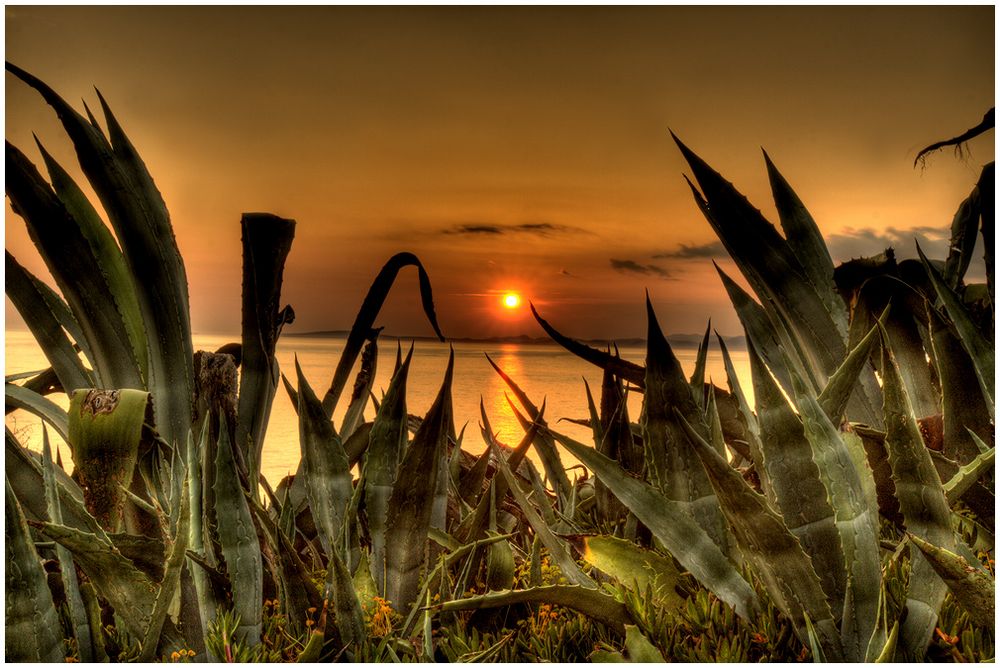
(5, 330, 752, 485)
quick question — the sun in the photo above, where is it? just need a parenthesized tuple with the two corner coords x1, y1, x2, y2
(502, 292, 521, 309)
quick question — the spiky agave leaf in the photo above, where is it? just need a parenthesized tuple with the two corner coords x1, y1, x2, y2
(582, 535, 684, 608)
(383, 350, 454, 615)
(917, 244, 994, 417)
(928, 310, 994, 464)
(788, 375, 880, 662)
(213, 415, 262, 646)
(5, 476, 66, 662)
(485, 353, 571, 501)
(322, 252, 444, 415)
(551, 428, 759, 619)
(68, 388, 151, 532)
(763, 150, 843, 331)
(747, 342, 845, 611)
(41, 429, 94, 661)
(295, 358, 352, 556)
(32, 519, 161, 643)
(676, 412, 843, 661)
(365, 346, 412, 592)
(907, 533, 994, 627)
(641, 296, 728, 550)
(236, 213, 295, 490)
(530, 303, 645, 388)
(5, 252, 92, 392)
(879, 330, 957, 660)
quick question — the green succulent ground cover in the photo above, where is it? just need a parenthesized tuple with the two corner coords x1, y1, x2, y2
(4, 65, 994, 662)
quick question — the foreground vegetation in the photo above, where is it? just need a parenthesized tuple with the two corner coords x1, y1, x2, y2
(4, 64, 994, 662)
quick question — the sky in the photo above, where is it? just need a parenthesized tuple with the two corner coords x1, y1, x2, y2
(5, 6, 995, 340)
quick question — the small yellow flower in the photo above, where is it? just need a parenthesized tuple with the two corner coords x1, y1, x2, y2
(170, 651, 180, 661)
(305, 619, 315, 627)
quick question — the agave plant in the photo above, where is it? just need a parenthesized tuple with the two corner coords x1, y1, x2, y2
(434, 131, 994, 662)
(3, 64, 453, 661)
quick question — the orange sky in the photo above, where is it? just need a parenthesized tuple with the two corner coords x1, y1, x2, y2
(5, 6, 995, 339)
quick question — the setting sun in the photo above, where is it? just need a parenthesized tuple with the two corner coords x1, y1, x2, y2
(502, 292, 521, 309)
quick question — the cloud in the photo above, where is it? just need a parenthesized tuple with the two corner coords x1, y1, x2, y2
(826, 225, 952, 262)
(443, 221, 579, 237)
(560, 268, 575, 277)
(653, 240, 726, 259)
(610, 258, 674, 279)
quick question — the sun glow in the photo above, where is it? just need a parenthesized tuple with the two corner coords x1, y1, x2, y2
(502, 292, 521, 309)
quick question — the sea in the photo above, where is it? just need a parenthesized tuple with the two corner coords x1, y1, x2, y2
(5, 330, 752, 486)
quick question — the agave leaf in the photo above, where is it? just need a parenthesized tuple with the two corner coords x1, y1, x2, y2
(68, 388, 150, 532)
(641, 296, 728, 550)
(434, 585, 631, 635)
(917, 244, 994, 417)
(213, 415, 262, 645)
(184, 420, 221, 649)
(5, 476, 66, 662)
(595, 369, 641, 522)
(943, 184, 982, 288)
(5, 252, 92, 391)
(817, 322, 880, 426)
(484, 494, 515, 591)
(6, 140, 144, 390)
(583, 535, 683, 608)
(383, 350, 454, 615)
(715, 265, 795, 392)
(295, 358, 352, 555)
(624, 624, 665, 662)
(907, 533, 994, 627)
(325, 548, 365, 650)
(28, 266, 93, 364)
(365, 346, 412, 592)
(978, 162, 995, 300)
(747, 342, 845, 609)
(530, 303, 645, 388)
(41, 430, 94, 661)
(763, 150, 845, 334)
(485, 353, 571, 500)
(35, 138, 148, 382)
(676, 412, 843, 661)
(689, 320, 711, 406)
(944, 447, 995, 504)
(716, 333, 763, 462)
(494, 443, 595, 588)
(342, 338, 378, 441)
(789, 376, 880, 661)
(879, 332, 956, 660)
(6, 428, 102, 536)
(929, 311, 993, 464)
(322, 252, 444, 415)
(552, 429, 759, 619)
(236, 213, 295, 489)
(139, 475, 190, 661)
(33, 519, 160, 642)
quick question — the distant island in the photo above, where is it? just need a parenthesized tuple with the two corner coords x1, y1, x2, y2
(282, 329, 747, 350)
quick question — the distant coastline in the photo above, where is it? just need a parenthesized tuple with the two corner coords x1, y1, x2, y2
(282, 329, 747, 350)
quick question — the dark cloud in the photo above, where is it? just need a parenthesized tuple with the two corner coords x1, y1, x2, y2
(610, 258, 673, 279)
(560, 268, 575, 277)
(653, 240, 726, 259)
(443, 221, 578, 237)
(826, 225, 952, 262)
